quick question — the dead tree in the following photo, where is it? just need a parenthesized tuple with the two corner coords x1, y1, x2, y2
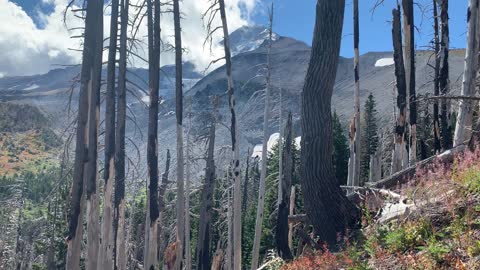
(391, 7, 408, 174)
(348, 0, 361, 188)
(144, 0, 161, 268)
(242, 149, 250, 213)
(185, 101, 192, 270)
(251, 3, 274, 268)
(98, 0, 119, 268)
(300, 0, 359, 247)
(113, 1, 129, 269)
(66, 0, 103, 268)
(454, 0, 480, 146)
(173, 0, 185, 269)
(275, 112, 293, 261)
(195, 96, 219, 270)
(439, 0, 452, 150)
(433, 0, 442, 153)
(403, 0, 417, 164)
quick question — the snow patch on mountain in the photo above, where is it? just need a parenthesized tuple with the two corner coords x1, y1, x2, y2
(375, 58, 394, 67)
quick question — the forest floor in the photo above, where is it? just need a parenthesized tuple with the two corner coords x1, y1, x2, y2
(268, 148, 480, 270)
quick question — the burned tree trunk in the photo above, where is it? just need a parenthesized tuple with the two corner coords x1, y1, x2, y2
(300, 0, 359, 246)
(251, 4, 274, 268)
(173, 0, 185, 269)
(98, 0, 119, 268)
(275, 112, 293, 261)
(242, 149, 250, 213)
(144, 0, 161, 268)
(66, 0, 103, 269)
(217, 0, 242, 268)
(433, 0, 442, 153)
(113, 1, 128, 269)
(403, 0, 417, 164)
(454, 0, 480, 146)
(439, 0, 452, 150)
(195, 97, 218, 270)
(391, 7, 408, 174)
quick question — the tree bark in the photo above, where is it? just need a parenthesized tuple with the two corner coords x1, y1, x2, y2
(287, 186, 295, 252)
(66, 1, 103, 269)
(439, 0, 452, 150)
(185, 102, 192, 270)
(454, 0, 480, 146)
(98, 0, 119, 268)
(242, 149, 250, 213)
(217, 1, 242, 268)
(433, 0, 442, 154)
(195, 97, 218, 270)
(300, 0, 359, 247)
(144, 0, 161, 268)
(391, 7, 408, 174)
(251, 5, 274, 268)
(275, 112, 293, 261)
(113, 1, 128, 269)
(403, 0, 417, 165)
(173, 1, 185, 269)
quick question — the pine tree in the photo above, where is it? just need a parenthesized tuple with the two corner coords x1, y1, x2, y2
(332, 112, 349, 186)
(360, 93, 379, 184)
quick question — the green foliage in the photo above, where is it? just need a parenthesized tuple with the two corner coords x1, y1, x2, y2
(332, 112, 349, 185)
(360, 93, 379, 184)
(421, 237, 450, 263)
(384, 219, 432, 253)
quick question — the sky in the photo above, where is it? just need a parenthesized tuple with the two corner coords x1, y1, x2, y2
(0, 0, 470, 77)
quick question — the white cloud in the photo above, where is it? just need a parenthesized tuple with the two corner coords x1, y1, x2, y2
(0, 0, 258, 77)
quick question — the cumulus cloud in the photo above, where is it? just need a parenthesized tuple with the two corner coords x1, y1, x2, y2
(0, 0, 258, 77)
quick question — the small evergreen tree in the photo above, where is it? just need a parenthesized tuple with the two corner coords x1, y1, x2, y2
(332, 112, 349, 186)
(360, 93, 379, 184)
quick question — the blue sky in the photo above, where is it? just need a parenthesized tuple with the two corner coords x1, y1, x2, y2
(253, 0, 469, 57)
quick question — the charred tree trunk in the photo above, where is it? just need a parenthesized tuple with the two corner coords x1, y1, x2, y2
(403, 0, 417, 164)
(454, 0, 480, 146)
(195, 97, 218, 270)
(287, 186, 295, 252)
(113, 1, 128, 269)
(144, 0, 161, 268)
(300, 0, 359, 247)
(275, 112, 293, 261)
(242, 149, 250, 213)
(251, 4, 274, 268)
(217, 1, 242, 268)
(173, 1, 185, 269)
(98, 0, 119, 268)
(391, 7, 408, 174)
(433, 0, 442, 153)
(439, 0, 452, 150)
(66, 1, 103, 269)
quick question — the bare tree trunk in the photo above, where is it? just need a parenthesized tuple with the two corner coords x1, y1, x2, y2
(144, 0, 161, 268)
(218, 1, 242, 268)
(369, 148, 382, 183)
(433, 0, 442, 154)
(403, 0, 417, 164)
(275, 112, 293, 261)
(277, 95, 283, 205)
(158, 150, 171, 265)
(66, 1, 103, 269)
(242, 149, 250, 213)
(251, 4, 274, 268)
(349, 0, 361, 187)
(98, 0, 119, 268)
(287, 186, 295, 252)
(113, 1, 128, 269)
(391, 6, 408, 174)
(454, 0, 480, 146)
(185, 102, 192, 270)
(173, 1, 185, 269)
(300, 0, 359, 246)
(226, 189, 233, 270)
(439, 0, 452, 150)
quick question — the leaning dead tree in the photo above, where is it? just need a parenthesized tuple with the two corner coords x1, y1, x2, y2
(113, 0, 129, 269)
(173, 0, 185, 269)
(348, 0, 361, 188)
(454, 0, 480, 146)
(196, 96, 219, 270)
(98, 0, 119, 268)
(276, 112, 293, 261)
(300, 0, 359, 246)
(403, 0, 417, 164)
(144, 0, 161, 268)
(251, 3, 274, 269)
(66, 0, 103, 269)
(391, 6, 408, 174)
